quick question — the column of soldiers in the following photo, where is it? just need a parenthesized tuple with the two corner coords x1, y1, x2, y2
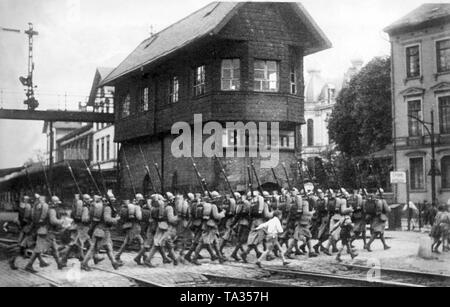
(8, 181, 398, 272)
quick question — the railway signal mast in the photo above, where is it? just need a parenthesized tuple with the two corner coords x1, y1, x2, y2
(1, 23, 39, 110)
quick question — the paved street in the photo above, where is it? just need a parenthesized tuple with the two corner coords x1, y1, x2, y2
(1, 230, 449, 287)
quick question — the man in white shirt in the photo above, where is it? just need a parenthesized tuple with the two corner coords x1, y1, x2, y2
(255, 210, 289, 267)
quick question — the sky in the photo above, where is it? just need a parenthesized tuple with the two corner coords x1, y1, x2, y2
(0, 0, 448, 168)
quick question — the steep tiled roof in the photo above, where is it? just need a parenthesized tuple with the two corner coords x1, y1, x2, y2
(385, 3, 450, 34)
(101, 2, 331, 85)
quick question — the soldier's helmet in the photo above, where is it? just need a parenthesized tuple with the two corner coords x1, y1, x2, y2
(135, 193, 144, 201)
(23, 196, 30, 202)
(166, 192, 175, 200)
(34, 193, 41, 200)
(39, 195, 46, 203)
(51, 196, 62, 205)
(291, 188, 299, 195)
(253, 191, 260, 197)
(262, 191, 270, 198)
(376, 188, 384, 196)
(211, 191, 220, 199)
(82, 194, 92, 202)
(187, 193, 195, 201)
(233, 192, 241, 200)
(107, 190, 116, 201)
(94, 195, 102, 202)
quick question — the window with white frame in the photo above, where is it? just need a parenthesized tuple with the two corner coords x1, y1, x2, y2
(169, 76, 179, 103)
(221, 59, 240, 91)
(437, 39, 450, 73)
(140, 87, 149, 112)
(194, 66, 206, 96)
(407, 99, 422, 137)
(290, 66, 297, 94)
(254, 60, 279, 92)
(439, 95, 450, 134)
(410, 157, 424, 190)
(406, 45, 420, 78)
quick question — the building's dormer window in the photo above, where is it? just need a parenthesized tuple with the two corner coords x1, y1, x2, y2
(194, 65, 206, 96)
(121, 93, 131, 118)
(221, 59, 240, 91)
(406, 45, 420, 78)
(290, 66, 297, 95)
(437, 39, 450, 73)
(254, 60, 279, 92)
(169, 76, 179, 103)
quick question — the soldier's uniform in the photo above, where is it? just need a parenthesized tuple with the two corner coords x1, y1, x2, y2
(8, 196, 34, 270)
(218, 195, 237, 255)
(191, 192, 226, 265)
(115, 196, 144, 262)
(134, 197, 154, 265)
(144, 194, 178, 267)
(24, 196, 65, 273)
(174, 194, 192, 262)
(312, 190, 330, 254)
(61, 194, 93, 265)
(285, 194, 317, 258)
(81, 196, 122, 271)
(348, 190, 366, 246)
(241, 192, 273, 263)
(228, 193, 250, 261)
(184, 193, 206, 262)
(365, 190, 391, 252)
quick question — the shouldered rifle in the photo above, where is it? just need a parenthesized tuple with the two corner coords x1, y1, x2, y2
(271, 168, 282, 192)
(81, 157, 103, 197)
(247, 164, 254, 196)
(97, 162, 118, 217)
(329, 160, 345, 197)
(190, 157, 212, 199)
(250, 159, 264, 195)
(139, 145, 156, 194)
(122, 148, 137, 197)
(24, 164, 35, 195)
(39, 160, 53, 197)
(66, 161, 83, 196)
(369, 159, 383, 199)
(301, 159, 318, 194)
(354, 160, 368, 197)
(214, 155, 237, 202)
(317, 158, 330, 191)
(296, 160, 306, 194)
(281, 162, 292, 191)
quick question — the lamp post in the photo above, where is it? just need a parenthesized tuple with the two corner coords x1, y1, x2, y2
(408, 110, 440, 208)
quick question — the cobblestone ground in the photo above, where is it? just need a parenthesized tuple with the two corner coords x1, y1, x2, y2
(1, 230, 449, 287)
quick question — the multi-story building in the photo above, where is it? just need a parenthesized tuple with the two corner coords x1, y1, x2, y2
(385, 4, 450, 205)
(101, 2, 331, 197)
(301, 60, 362, 160)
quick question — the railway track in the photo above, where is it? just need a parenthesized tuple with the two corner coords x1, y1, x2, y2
(341, 263, 450, 287)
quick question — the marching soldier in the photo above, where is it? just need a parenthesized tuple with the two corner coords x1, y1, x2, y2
(61, 194, 96, 266)
(365, 189, 391, 251)
(228, 192, 250, 262)
(143, 194, 178, 267)
(284, 191, 317, 258)
(184, 193, 205, 263)
(218, 194, 237, 256)
(349, 189, 367, 247)
(331, 215, 358, 262)
(81, 195, 122, 271)
(312, 190, 330, 254)
(240, 191, 273, 263)
(8, 195, 36, 270)
(174, 194, 192, 263)
(24, 196, 65, 273)
(115, 195, 144, 263)
(134, 196, 154, 265)
(191, 191, 226, 265)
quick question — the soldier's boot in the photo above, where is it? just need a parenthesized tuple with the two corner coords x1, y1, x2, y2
(134, 248, 146, 265)
(255, 246, 263, 259)
(106, 248, 122, 270)
(219, 240, 227, 255)
(52, 249, 65, 270)
(322, 245, 332, 256)
(191, 243, 204, 265)
(331, 242, 339, 254)
(159, 248, 172, 264)
(365, 236, 375, 252)
(93, 254, 105, 265)
(204, 244, 217, 261)
(380, 235, 391, 250)
(214, 245, 226, 263)
(313, 243, 321, 254)
(299, 243, 307, 254)
(167, 247, 178, 266)
(284, 242, 296, 259)
(230, 246, 241, 262)
(8, 256, 18, 270)
(350, 251, 358, 259)
(24, 252, 39, 273)
(335, 253, 342, 262)
(144, 247, 158, 268)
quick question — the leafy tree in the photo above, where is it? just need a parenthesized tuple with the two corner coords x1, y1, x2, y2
(328, 56, 392, 157)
